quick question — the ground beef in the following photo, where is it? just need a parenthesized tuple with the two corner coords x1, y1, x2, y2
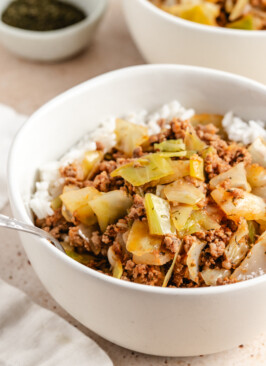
(204, 150, 230, 180)
(127, 194, 146, 220)
(171, 118, 190, 139)
(163, 234, 182, 253)
(69, 226, 91, 251)
(60, 163, 84, 181)
(35, 209, 70, 241)
(123, 260, 164, 286)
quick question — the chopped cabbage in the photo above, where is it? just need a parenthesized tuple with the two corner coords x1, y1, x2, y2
(82, 151, 103, 179)
(115, 119, 148, 156)
(184, 129, 206, 152)
(158, 160, 190, 185)
(107, 246, 123, 279)
(126, 220, 161, 256)
(231, 231, 266, 281)
(60, 187, 100, 226)
(211, 187, 266, 221)
(225, 219, 249, 267)
(162, 252, 179, 287)
(190, 154, 204, 181)
(89, 190, 133, 232)
(201, 268, 231, 286)
(51, 196, 62, 210)
(229, 0, 248, 21)
(133, 252, 172, 266)
(171, 205, 194, 232)
(164, 178, 205, 205)
(163, 3, 219, 26)
(144, 193, 173, 235)
(210, 162, 251, 191)
(154, 139, 185, 152)
(187, 239, 207, 283)
(246, 164, 266, 188)
(111, 154, 174, 186)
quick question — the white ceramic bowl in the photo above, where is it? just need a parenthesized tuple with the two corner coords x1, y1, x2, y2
(123, 0, 266, 85)
(0, 0, 107, 62)
(8, 65, 266, 357)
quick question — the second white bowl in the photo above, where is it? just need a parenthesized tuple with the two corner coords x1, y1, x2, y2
(123, 0, 266, 84)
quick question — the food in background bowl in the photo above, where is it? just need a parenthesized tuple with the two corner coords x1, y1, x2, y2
(30, 101, 266, 288)
(149, 0, 266, 30)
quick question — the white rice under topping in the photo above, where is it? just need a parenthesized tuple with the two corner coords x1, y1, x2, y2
(29, 100, 266, 220)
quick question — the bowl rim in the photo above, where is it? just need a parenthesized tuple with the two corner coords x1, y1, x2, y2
(136, 0, 266, 37)
(8, 64, 266, 296)
(0, 0, 107, 38)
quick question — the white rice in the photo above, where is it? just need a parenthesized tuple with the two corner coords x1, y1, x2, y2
(29, 101, 266, 220)
(222, 112, 266, 145)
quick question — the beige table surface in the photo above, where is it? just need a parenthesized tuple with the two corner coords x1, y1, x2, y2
(0, 0, 265, 365)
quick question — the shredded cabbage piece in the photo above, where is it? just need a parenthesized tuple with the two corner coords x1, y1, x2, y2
(231, 231, 266, 281)
(184, 129, 206, 152)
(89, 190, 133, 232)
(111, 154, 174, 186)
(115, 119, 148, 156)
(211, 187, 266, 221)
(157, 160, 190, 185)
(126, 220, 161, 256)
(187, 238, 207, 283)
(82, 150, 103, 179)
(154, 139, 185, 152)
(210, 162, 251, 191)
(107, 246, 123, 279)
(190, 154, 204, 181)
(246, 164, 266, 188)
(144, 193, 173, 235)
(162, 251, 179, 287)
(171, 205, 194, 232)
(60, 187, 100, 226)
(164, 178, 205, 205)
(201, 268, 231, 286)
(51, 196, 62, 210)
(225, 219, 249, 267)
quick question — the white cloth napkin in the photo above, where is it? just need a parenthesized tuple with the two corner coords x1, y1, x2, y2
(0, 279, 112, 366)
(0, 104, 26, 210)
(0, 104, 113, 366)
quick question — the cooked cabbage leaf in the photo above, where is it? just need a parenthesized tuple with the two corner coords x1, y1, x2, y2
(211, 187, 266, 221)
(60, 187, 100, 226)
(144, 193, 173, 235)
(111, 154, 174, 186)
(187, 238, 207, 283)
(225, 219, 249, 267)
(201, 268, 231, 286)
(154, 139, 185, 152)
(162, 251, 179, 287)
(89, 190, 132, 232)
(107, 246, 123, 279)
(210, 162, 250, 191)
(231, 231, 266, 281)
(115, 119, 148, 156)
(164, 178, 205, 205)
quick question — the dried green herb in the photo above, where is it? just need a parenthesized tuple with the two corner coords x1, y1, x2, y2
(2, 0, 86, 31)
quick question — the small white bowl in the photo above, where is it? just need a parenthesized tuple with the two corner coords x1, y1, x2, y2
(0, 0, 107, 62)
(123, 0, 266, 84)
(8, 65, 266, 357)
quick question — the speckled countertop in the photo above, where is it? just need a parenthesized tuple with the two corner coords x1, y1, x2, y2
(0, 0, 265, 364)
